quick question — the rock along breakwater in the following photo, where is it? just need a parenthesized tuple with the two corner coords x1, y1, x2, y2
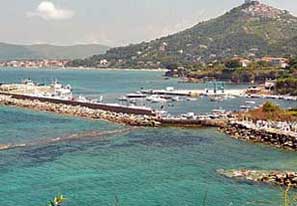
(0, 94, 160, 127)
(220, 121, 297, 151)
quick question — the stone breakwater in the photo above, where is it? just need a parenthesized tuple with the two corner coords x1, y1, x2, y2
(218, 169, 297, 188)
(0, 95, 160, 127)
(220, 122, 297, 150)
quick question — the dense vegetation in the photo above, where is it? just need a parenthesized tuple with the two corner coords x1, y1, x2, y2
(0, 43, 109, 60)
(241, 101, 297, 121)
(67, 1, 297, 68)
(275, 57, 297, 95)
(187, 62, 283, 83)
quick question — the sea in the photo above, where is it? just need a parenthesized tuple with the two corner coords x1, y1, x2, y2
(0, 68, 296, 206)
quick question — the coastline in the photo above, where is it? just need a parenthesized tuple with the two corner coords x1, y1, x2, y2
(0, 66, 168, 72)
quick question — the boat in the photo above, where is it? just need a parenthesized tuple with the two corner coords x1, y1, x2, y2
(128, 99, 137, 104)
(91, 96, 103, 103)
(147, 95, 167, 103)
(245, 100, 256, 105)
(186, 97, 197, 101)
(171, 96, 181, 102)
(126, 92, 146, 98)
(76, 96, 89, 103)
(212, 108, 226, 114)
(181, 112, 197, 119)
(118, 96, 128, 102)
(240, 105, 251, 110)
(209, 96, 224, 102)
(21, 78, 35, 86)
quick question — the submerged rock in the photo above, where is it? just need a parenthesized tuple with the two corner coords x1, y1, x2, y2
(218, 169, 297, 188)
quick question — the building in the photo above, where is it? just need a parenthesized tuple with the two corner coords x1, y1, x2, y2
(260, 57, 289, 68)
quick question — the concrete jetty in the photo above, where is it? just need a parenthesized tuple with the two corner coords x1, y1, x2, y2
(141, 88, 245, 97)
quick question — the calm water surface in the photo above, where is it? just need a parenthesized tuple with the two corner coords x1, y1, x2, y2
(0, 68, 296, 206)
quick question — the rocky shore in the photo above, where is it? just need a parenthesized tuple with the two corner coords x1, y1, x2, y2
(0, 95, 160, 127)
(218, 169, 297, 188)
(220, 122, 297, 150)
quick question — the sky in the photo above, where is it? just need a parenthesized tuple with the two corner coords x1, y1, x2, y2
(0, 0, 296, 47)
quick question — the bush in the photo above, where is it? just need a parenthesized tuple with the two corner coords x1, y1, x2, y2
(262, 101, 281, 112)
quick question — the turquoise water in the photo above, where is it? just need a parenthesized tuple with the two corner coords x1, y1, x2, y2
(0, 68, 297, 206)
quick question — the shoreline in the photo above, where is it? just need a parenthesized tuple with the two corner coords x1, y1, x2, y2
(0, 66, 168, 72)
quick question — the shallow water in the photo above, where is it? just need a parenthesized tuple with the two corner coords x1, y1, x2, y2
(0, 68, 297, 206)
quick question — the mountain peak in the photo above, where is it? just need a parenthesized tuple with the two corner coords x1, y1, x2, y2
(68, 1, 297, 68)
(241, 1, 289, 19)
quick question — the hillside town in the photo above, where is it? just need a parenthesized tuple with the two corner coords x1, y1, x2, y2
(0, 59, 69, 68)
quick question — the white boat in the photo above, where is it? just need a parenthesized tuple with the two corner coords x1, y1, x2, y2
(182, 112, 197, 119)
(51, 80, 72, 98)
(76, 96, 89, 103)
(240, 105, 251, 110)
(22, 79, 35, 86)
(147, 95, 167, 103)
(245, 101, 256, 105)
(91, 96, 103, 104)
(171, 96, 181, 102)
(212, 108, 226, 113)
(118, 96, 128, 101)
(186, 97, 197, 101)
(209, 96, 224, 102)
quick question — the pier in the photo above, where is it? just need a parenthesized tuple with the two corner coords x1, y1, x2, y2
(140, 88, 245, 97)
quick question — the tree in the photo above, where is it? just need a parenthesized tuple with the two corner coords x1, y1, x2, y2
(225, 59, 242, 68)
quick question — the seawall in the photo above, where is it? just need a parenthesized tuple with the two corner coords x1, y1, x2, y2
(220, 122, 297, 150)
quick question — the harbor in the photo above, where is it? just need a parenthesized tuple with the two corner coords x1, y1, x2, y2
(0, 79, 232, 128)
(1, 68, 297, 206)
(1, 77, 297, 151)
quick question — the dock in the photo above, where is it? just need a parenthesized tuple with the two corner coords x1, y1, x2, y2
(141, 88, 246, 97)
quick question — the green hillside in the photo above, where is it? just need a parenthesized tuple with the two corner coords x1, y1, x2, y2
(0, 43, 109, 60)
(67, 1, 297, 68)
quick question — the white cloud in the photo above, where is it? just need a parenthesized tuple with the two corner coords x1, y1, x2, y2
(27, 1, 75, 20)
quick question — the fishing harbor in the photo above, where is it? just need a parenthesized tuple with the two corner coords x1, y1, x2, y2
(1, 69, 297, 206)
(1, 78, 297, 151)
(0, 79, 233, 128)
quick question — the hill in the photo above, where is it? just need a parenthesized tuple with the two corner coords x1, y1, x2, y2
(67, 1, 297, 68)
(0, 43, 110, 60)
